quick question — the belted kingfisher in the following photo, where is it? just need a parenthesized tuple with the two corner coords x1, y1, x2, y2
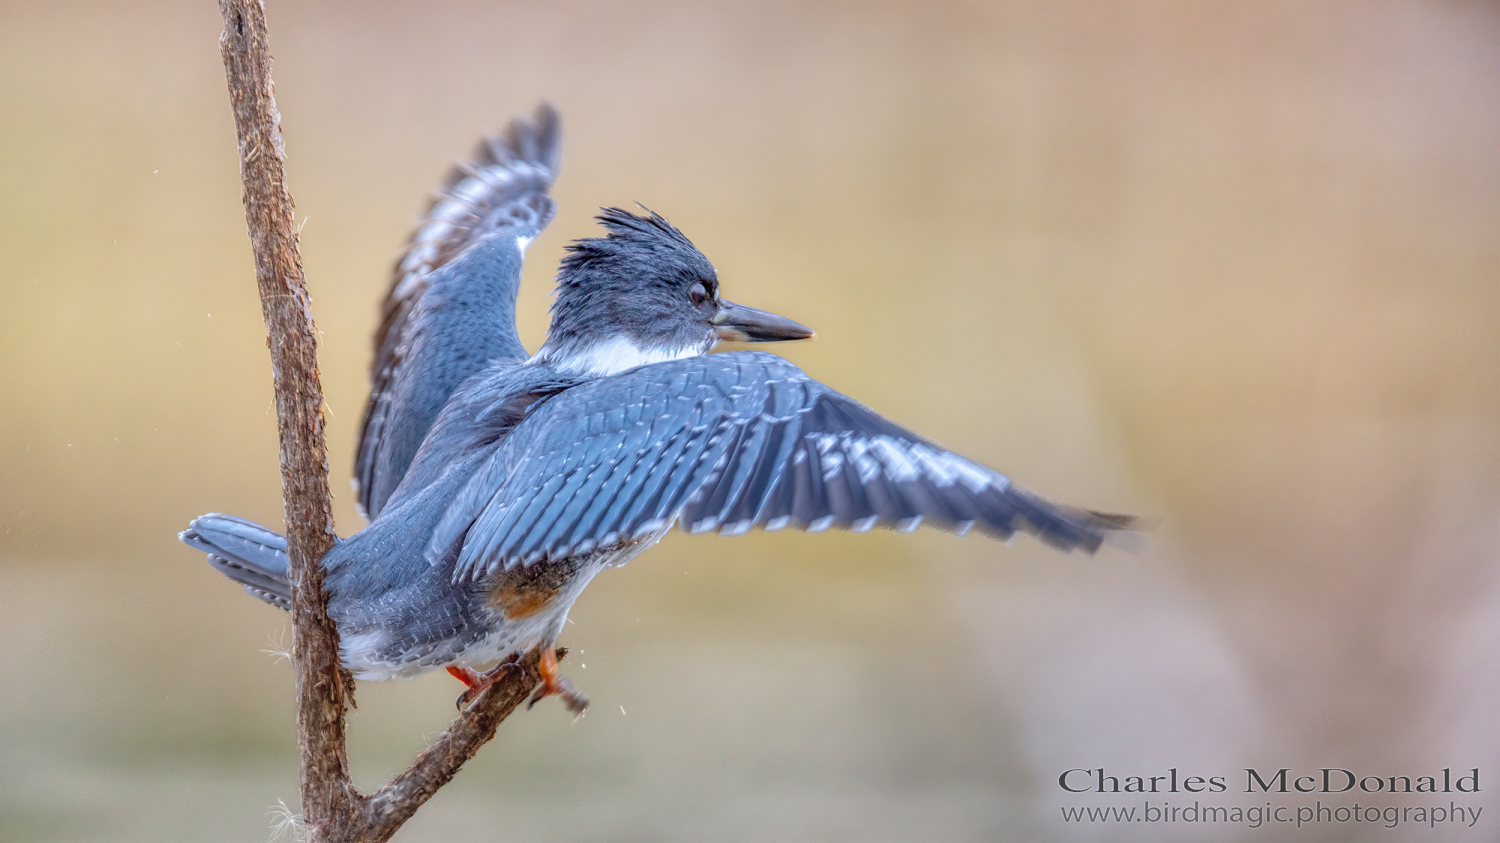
(182, 105, 1137, 714)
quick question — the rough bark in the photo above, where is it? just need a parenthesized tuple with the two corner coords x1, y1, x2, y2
(217, 0, 354, 831)
(217, 2, 548, 839)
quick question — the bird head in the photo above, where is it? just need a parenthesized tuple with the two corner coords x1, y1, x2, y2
(535, 207, 814, 376)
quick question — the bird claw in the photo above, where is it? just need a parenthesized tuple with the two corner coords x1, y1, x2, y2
(526, 645, 589, 718)
(449, 653, 524, 711)
(527, 675, 589, 716)
(448, 647, 586, 717)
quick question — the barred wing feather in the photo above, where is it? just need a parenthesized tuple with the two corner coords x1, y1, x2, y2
(445, 352, 1136, 583)
(355, 105, 562, 520)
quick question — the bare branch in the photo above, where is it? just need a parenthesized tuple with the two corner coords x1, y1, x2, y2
(357, 649, 562, 842)
(216, 0, 355, 834)
(216, 3, 554, 840)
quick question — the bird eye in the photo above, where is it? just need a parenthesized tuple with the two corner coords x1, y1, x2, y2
(689, 282, 709, 306)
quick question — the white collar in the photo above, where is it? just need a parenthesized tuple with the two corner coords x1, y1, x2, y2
(530, 334, 707, 377)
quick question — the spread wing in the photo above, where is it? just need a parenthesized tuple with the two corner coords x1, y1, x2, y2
(437, 352, 1138, 582)
(355, 104, 562, 521)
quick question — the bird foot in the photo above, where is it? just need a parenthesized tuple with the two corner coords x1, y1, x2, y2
(527, 645, 589, 718)
(448, 652, 523, 710)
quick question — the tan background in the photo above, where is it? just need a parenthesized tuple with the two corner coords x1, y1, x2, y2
(0, 1, 1496, 840)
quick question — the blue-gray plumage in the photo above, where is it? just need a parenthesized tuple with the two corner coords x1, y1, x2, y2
(355, 104, 560, 521)
(182, 106, 1138, 715)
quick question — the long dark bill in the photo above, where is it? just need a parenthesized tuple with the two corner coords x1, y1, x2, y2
(712, 300, 816, 342)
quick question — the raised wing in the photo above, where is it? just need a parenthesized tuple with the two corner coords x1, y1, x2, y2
(355, 104, 561, 521)
(440, 352, 1138, 582)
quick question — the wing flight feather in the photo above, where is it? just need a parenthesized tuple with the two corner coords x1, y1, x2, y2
(355, 105, 562, 521)
(448, 352, 1139, 581)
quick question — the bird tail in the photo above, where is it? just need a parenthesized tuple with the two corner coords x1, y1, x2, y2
(180, 514, 292, 611)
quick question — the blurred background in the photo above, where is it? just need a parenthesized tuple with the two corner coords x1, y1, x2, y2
(1, 1, 1496, 840)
